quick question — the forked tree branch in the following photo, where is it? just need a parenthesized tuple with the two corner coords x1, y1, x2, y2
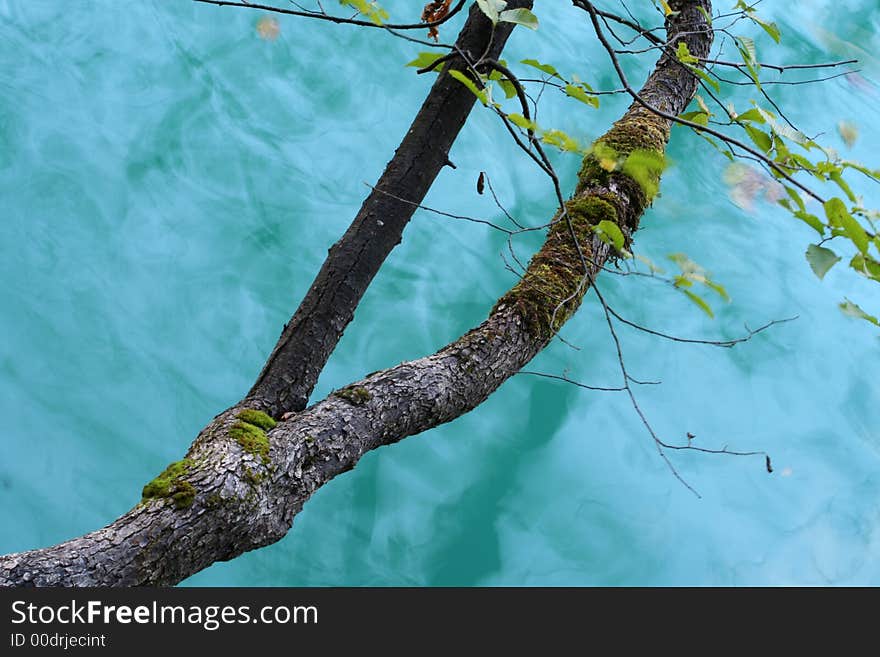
(246, 1, 533, 416)
(0, 0, 712, 586)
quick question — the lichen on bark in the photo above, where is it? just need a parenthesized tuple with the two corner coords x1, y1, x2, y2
(334, 386, 372, 406)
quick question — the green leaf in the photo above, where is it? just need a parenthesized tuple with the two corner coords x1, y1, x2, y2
(755, 107, 813, 148)
(676, 42, 698, 64)
(594, 220, 625, 251)
(668, 252, 704, 276)
(850, 253, 880, 281)
(635, 254, 665, 274)
(735, 0, 780, 42)
(339, 0, 389, 25)
(734, 108, 766, 123)
(824, 197, 869, 254)
(686, 272, 731, 302)
(406, 52, 444, 70)
(680, 110, 709, 126)
(755, 19, 780, 43)
(498, 79, 518, 99)
(682, 289, 714, 318)
(499, 7, 538, 29)
(687, 65, 720, 92)
(475, 0, 507, 24)
(520, 59, 562, 80)
(622, 149, 666, 198)
(744, 125, 772, 153)
(695, 132, 734, 160)
(734, 36, 761, 91)
(703, 279, 730, 302)
(805, 244, 841, 279)
(792, 211, 825, 235)
(658, 0, 677, 16)
(564, 84, 599, 108)
(735, 36, 757, 65)
(828, 170, 858, 203)
(448, 70, 488, 106)
(541, 129, 580, 152)
(696, 5, 713, 26)
(841, 159, 880, 181)
(695, 94, 711, 116)
(839, 299, 879, 327)
(783, 186, 805, 213)
(506, 112, 538, 132)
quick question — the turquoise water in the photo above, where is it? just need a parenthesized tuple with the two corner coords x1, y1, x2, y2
(1, 0, 878, 586)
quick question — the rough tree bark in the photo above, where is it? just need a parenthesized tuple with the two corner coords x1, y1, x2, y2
(0, 0, 711, 586)
(248, 1, 533, 417)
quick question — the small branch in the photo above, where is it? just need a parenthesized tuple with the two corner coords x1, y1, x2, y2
(608, 309, 798, 348)
(366, 183, 550, 235)
(192, 0, 467, 31)
(594, 6, 664, 45)
(517, 370, 627, 392)
(701, 57, 858, 73)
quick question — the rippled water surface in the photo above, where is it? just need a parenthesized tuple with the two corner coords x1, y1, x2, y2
(1, 0, 879, 585)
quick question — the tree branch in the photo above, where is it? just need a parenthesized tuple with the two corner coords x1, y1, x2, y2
(246, 1, 534, 416)
(192, 0, 467, 31)
(0, 0, 713, 586)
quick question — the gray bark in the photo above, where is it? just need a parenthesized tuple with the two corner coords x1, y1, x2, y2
(0, 0, 712, 587)
(247, 1, 533, 417)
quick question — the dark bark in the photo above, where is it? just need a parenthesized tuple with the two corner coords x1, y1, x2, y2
(247, 1, 534, 417)
(0, 0, 711, 587)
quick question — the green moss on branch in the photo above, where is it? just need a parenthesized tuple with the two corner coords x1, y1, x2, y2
(496, 107, 672, 340)
(334, 386, 372, 406)
(577, 111, 670, 203)
(230, 421, 270, 462)
(495, 197, 617, 338)
(141, 459, 196, 509)
(227, 409, 276, 464)
(236, 409, 277, 431)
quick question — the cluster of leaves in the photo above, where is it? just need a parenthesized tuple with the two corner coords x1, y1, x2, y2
(407, 8, 722, 316)
(630, 253, 731, 318)
(402, 1, 879, 328)
(474, 0, 539, 29)
(665, 253, 730, 318)
(406, 54, 599, 149)
(672, 5, 880, 327)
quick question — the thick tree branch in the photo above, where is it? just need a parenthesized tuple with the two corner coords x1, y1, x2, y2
(246, 1, 534, 416)
(0, 0, 711, 586)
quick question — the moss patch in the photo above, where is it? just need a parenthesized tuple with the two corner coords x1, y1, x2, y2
(205, 492, 224, 509)
(576, 109, 669, 203)
(170, 481, 196, 509)
(497, 105, 675, 339)
(141, 459, 196, 509)
(495, 197, 618, 339)
(334, 386, 372, 406)
(228, 409, 276, 464)
(230, 421, 270, 463)
(236, 409, 277, 431)
(243, 465, 265, 487)
(600, 110, 669, 157)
